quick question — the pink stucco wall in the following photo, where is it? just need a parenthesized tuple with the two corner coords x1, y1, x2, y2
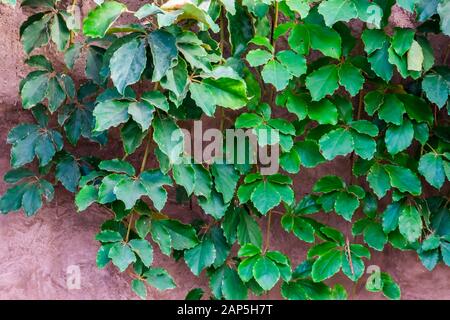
(0, 2, 449, 300)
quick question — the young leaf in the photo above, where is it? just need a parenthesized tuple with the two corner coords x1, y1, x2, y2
(306, 65, 339, 101)
(83, 1, 127, 38)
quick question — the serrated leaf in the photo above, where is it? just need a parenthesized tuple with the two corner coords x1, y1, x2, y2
(306, 65, 339, 101)
(148, 29, 178, 82)
(311, 249, 342, 282)
(110, 37, 147, 95)
(250, 181, 282, 215)
(83, 1, 127, 38)
(399, 204, 422, 243)
(385, 119, 414, 155)
(318, 0, 357, 27)
(184, 238, 216, 276)
(253, 256, 280, 291)
(261, 60, 292, 91)
(418, 153, 445, 189)
(319, 128, 354, 160)
(338, 62, 364, 96)
(129, 239, 153, 267)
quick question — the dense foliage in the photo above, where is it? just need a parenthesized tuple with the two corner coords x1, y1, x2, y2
(1, 0, 449, 300)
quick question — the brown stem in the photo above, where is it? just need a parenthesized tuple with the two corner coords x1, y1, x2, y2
(140, 130, 153, 174)
(125, 213, 134, 243)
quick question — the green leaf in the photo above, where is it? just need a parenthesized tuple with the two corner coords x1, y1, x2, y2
(114, 176, 146, 209)
(341, 252, 364, 282)
(192, 164, 213, 198)
(21, 72, 49, 109)
(222, 267, 248, 299)
(140, 169, 172, 211)
(211, 164, 239, 203)
(385, 119, 414, 155)
(311, 249, 342, 282)
(238, 243, 261, 258)
(338, 62, 364, 96)
(148, 29, 178, 82)
(392, 28, 415, 56)
(295, 140, 326, 168)
(141, 91, 170, 112)
(190, 77, 248, 116)
(385, 164, 422, 196)
(96, 230, 123, 242)
(364, 222, 387, 251)
(378, 94, 405, 125)
(129, 239, 153, 267)
(399, 204, 423, 242)
(418, 153, 445, 189)
(21, 14, 51, 54)
(319, 128, 354, 160)
(422, 73, 449, 109)
(352, 132, 377, 160)
(251, 181, 282, 215)
(56, 154, 80, 192)
(349, 120, 379, 137)
(367, 163, 390, 199)
(121, 120, 146, 154)
(306, 65, 339, 101)
(318, 0, 357, 27)
(289, 24, 342, 59)
(253, 256, 280, 291)
(261, 60, 292, 91)
(99, 159, 135, 176)
(21, 183, 43, 216)
(313, 175, 345, 193)
(334, 191, 359, 221)
(152, 116, 184, 165)
(276, 50, 307, 77)
(237, 211, 263, 249)
(246, 49, 272, 67)
(292, 218, 315, 243)
(368, 43, 393, 81)
(235, 113, 264, 128)
(382, 202, 402, 233)
(441, 241, 450, 267)
(144, 267, 176, 291)
(362, 29, 388, 55)
(184, 238, 216, 276)
(108, 242, 136, 272)
(75, 185, 98, 211)
(381, 272, 401, 300)
(172, 164, 195, 196)
(93, 100, 130, 131)
(185, 288, 204, 300)
(110, 37, 147, 95)
(400, 94, 433, 124)
(308, 99, 338, 125)
(131, 279, 147, 299)
(3, 168, 34, 183)
(83, 1, 127, 38)
(50, 14, 70, 52)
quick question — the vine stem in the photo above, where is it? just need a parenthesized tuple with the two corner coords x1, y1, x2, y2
(125, 213, 134, 243)
(263, 211, 272, 253)
(125, 130, 153, 243)
(268, 1, 279, 106)
(140, 133, 152, 173)
(219, 7, 226, 131)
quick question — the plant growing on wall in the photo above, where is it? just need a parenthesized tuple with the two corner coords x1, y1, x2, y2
(1, 0, 449, 300)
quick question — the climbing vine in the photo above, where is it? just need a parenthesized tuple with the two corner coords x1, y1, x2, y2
(1, 0, 449, 300)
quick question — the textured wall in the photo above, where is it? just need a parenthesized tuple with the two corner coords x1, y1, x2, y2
(0, 2, 449, 300)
